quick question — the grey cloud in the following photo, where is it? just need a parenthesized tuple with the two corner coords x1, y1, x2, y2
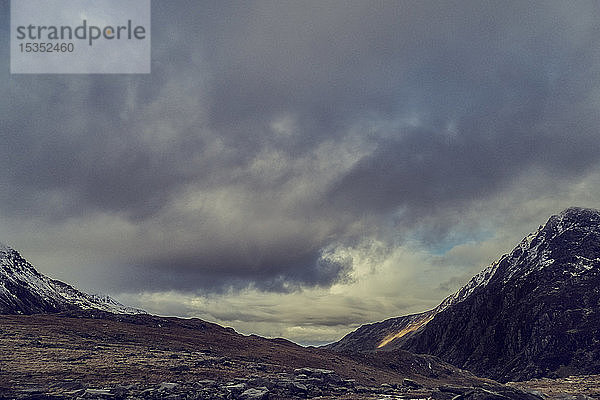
(109, 245, 352, 294)
(2, 0, 600, 294)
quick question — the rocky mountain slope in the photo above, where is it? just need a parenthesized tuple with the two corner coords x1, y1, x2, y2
(0, 312, 543, 400)
(326, 261, 498, 353)
(328, 207, 600, 383)
(0, 243, 143, 315)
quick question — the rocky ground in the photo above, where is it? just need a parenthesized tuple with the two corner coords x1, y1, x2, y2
(0, 370, 542, 400)
(508, 375, 600, 400)
(0, 312, 571, 399)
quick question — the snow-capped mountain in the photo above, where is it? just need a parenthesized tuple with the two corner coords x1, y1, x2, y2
(0, 243, 144, 315)
(328, 207, 600, 382)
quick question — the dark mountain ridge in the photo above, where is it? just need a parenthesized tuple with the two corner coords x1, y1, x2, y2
(0, 243, 143, 315)
(328, 207, 600, 382)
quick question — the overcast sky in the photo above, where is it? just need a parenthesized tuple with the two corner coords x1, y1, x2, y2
(2, 0, 600, 345)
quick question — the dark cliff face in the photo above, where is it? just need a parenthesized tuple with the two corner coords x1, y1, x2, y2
(329, 207, 600, 382)
(406, 207, 600, 382)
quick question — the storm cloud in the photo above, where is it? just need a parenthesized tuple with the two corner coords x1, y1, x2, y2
(2, 1, 600, 343)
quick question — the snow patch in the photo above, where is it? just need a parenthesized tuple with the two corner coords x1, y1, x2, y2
(439, 260, 499, 310)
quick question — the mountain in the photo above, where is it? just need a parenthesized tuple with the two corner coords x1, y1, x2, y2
(0, 245, 545, 399)
(327, 207, 600, 382)
(326, 262, 497, 353)
(0, 312, 545, 400)
(0, 243, 144, 315)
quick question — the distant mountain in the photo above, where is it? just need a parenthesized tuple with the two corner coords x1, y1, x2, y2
(0, 243, 144, 315)
(328, 207, 600, 382)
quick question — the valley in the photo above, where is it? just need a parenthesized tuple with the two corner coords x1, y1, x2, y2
(0, 312, 541, 400)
